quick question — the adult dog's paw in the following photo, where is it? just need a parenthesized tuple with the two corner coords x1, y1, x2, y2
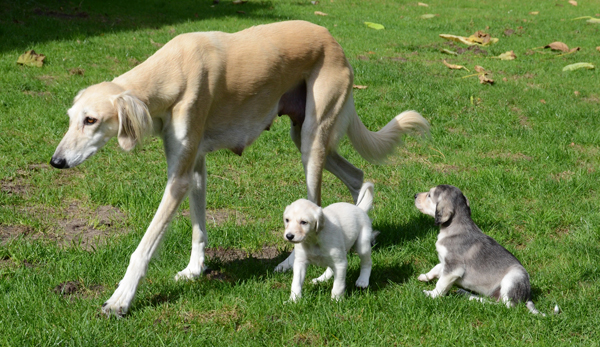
(423, 290, 439, 298)
(102, 285, 135, 317)
(174, 266, 203, 281)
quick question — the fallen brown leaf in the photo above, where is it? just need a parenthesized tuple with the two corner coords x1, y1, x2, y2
(314, 11, 328, 16)
(568, 0, 577, 6)
(496, 50, 516, 60)
(353, 85, 368, 89)
(474, 65, 486, 73)
(442, 60, 469, 71)
(17, 50, 46, 67)
(418, 2, 429, 6)
(574, 91, 580, 96)
(529, 11, 539, 15)
(504, 29, 515, 36)
(478, 74, 494, 84)
(150, 39, 163, 48)
(596, 46, 600, 52)
(540, 99, 546, 104)
(545, 42, 569, 52)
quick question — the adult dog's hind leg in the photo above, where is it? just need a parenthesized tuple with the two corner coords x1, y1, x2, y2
(175, 154, 207, 281)
(289, 122, 364, 203)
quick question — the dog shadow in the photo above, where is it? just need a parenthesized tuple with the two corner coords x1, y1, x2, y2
(373, 214, 436, 248)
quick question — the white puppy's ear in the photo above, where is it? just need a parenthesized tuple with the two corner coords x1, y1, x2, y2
(112, 91, 152, 151)
(435, 199, 453, 225)
(314, 207, 325, 232)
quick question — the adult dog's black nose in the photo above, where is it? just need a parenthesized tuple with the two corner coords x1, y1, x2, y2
(286, 233, 295, 241)
(50, 157, 67, 169)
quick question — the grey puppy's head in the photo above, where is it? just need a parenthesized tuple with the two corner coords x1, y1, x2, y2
(415, 185, 470, 226)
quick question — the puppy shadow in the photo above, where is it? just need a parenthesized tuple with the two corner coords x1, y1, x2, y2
(345, 262, 415, 295)
(373, 214, 436, 248)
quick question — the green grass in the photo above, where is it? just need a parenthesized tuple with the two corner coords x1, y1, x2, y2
(1, 0, 600, 345)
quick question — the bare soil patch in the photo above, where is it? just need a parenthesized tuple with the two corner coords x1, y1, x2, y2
(1, 202, 127, 250)
(205, 246, 281, 263)
(53, 281, 105, 299)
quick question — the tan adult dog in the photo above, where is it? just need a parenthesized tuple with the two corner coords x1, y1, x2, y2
(50, 20, 429, 316)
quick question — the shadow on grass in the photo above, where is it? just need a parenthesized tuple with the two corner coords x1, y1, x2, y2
(374, 214, 436, 248)
(1, 0, 278, 54)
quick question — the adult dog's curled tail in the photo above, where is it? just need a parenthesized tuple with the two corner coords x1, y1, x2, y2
(356, 182, 374, 213)
(347, 110, 429, 164)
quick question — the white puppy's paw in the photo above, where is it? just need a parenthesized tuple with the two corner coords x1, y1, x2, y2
(418, 274, 430, 282)
(355, 277, 369, 288)
(174, 265, 204, 281)
(274, 261, 293, 273)
(102, 284, 136, 317)
(423, 290, 439, 298)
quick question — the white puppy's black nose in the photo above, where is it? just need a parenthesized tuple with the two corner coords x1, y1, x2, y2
(414, 194, 418, 199)
(50, 157, 67, 169)
(286, 233, 295, 241)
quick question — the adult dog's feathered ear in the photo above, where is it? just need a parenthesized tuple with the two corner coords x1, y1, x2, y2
(314, 206, 325, 232)
(435, 199, 454, 225)
(112, 91, 152, 151)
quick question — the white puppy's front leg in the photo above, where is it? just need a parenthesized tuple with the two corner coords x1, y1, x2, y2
(330, 261, 348, 301)
(423, 270, 463, 298)
(418, 263, 443, 282)
(289, 259, 307, 302)
(275, 250, 295, 273)
(312, 267, 334, 284)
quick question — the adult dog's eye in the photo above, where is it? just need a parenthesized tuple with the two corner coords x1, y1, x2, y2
(84, 117, 97, 125)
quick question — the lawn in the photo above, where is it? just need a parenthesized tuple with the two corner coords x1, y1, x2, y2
(1, 0, 599, 345)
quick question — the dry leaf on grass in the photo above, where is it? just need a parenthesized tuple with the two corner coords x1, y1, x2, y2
(478, 74, 494, 84)
(439, 31, 498, 46)
(314, 11, 328, 16)
(17, 50, 46, 67)
(596, 46, 600, 52)
(529, 11, 539, 15)
(474, 65, 486, 73)
(353, 85, 368, 89)
(421, 14, 437, 19)
(441, 48, 459, 55)
(544, 42, 569, 52)
(568, 0, 577, 6)
(232, 0, 247, 4)
(493, 50, 517, 60)
(443, 60, 469, 71)
(562, 62, 595, 71)
(418, 2, 429, 7)
(364, 22, 385, 30)
(587, 18, 600, 23)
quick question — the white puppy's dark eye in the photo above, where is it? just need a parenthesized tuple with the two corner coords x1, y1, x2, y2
(285, 218, 289, 223)
(84, 117, 97, 125)
(300, 221, 307, 225)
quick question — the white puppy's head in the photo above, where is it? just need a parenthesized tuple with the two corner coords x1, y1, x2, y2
(414, 185, 470, 226)
(283, 199, 324, 243)
(49, 82, 152, 169)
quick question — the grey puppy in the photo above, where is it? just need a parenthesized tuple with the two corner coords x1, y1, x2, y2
(414, 184, 545, 315)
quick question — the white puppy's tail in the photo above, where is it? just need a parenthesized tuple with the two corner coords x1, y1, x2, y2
(356, 182, 374, 213)
(526, 301, 561, 317)
(347, 110, 429, 164)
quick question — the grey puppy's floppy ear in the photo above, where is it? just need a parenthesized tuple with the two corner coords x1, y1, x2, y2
(435, 198, 454, 225)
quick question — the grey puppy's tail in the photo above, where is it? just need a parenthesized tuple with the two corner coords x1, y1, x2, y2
(355, 182, 374, 213)
(526, 301, 561, 316)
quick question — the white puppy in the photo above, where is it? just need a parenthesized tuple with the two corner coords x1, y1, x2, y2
(283, 182, 377, 302)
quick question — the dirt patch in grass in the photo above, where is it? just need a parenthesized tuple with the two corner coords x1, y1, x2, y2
(481, 150, 533, 161)
(53, 281, 105, 299)
(2, 202, 127, 250)
(205, 245, 281, 263)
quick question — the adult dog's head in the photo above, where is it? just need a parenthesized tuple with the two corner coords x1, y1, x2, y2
(414, 185, 470, 226)
(49, 82, 153, 169)
(283, 199, 324, 243)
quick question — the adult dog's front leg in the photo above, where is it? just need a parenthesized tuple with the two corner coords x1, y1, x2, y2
(102, 175, 191, 316)
(102, 123, 200, 316)
(175, 155, 207, 281)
